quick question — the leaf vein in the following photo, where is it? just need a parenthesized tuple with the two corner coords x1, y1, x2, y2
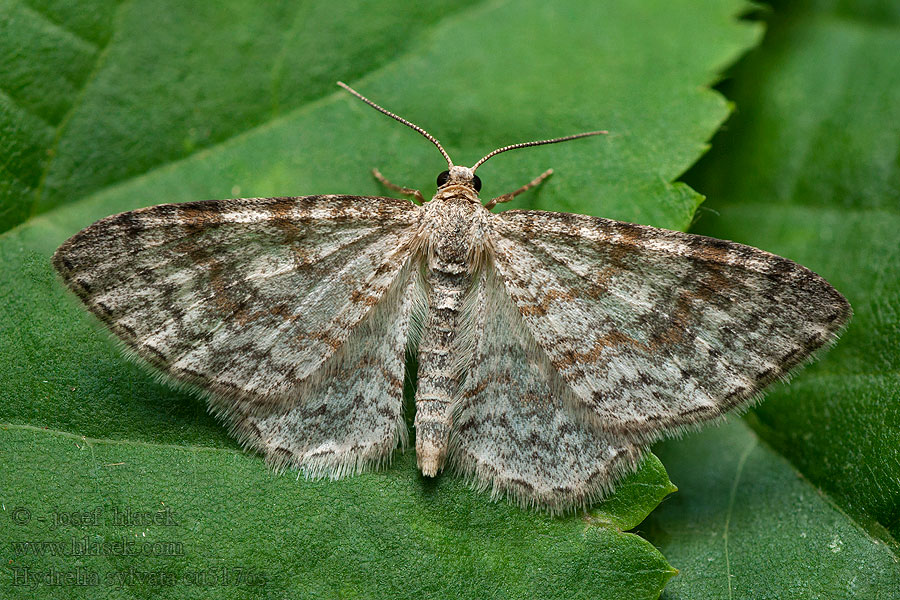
(18, 0, 101, 51)
(723, 436, 756, 600)
(29, 0, 129, 220)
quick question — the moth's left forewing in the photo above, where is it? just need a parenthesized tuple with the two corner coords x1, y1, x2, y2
(53, 195, 424, 478)
(52, 195, 421, 406)
(489, 209, 851, 443)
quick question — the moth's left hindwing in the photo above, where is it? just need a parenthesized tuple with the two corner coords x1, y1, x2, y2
(53, 195, 422, 475)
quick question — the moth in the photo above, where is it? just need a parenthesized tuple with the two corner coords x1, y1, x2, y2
(53, 82, 851, 513)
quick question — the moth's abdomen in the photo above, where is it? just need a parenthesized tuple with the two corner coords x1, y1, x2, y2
(415, 268, 470, 476)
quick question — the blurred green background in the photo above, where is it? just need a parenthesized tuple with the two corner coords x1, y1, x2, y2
(1, 1, 897, 598)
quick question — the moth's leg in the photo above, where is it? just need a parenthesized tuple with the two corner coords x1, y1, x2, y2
(485, 168, 554, 210)
(373, 168, 425, 204)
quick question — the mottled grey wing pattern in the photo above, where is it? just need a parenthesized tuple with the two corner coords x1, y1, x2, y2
(449, 267, 641, 513)
(490, 210, 851, 443)
(237, 263, 420, 477)
(53, 196, 422, 473)
(52, 186, 851, 510)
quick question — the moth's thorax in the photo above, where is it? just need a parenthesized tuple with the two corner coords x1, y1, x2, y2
(420, 193, 491, 273)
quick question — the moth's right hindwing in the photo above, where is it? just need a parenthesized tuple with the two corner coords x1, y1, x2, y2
(448, 265, 642, 514)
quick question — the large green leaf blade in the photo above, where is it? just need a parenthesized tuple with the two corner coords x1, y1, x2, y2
(3, 425, 676, 599)
(0, 0, 767, 597)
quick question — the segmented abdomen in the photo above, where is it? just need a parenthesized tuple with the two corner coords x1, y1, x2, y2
(415, 264, 473, 476)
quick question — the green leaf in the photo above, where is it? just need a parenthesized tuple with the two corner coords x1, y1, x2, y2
(0, 0, 763, 597)
(0, 0, 482, 232)
(645, 1, 900, 596)
(3, 424, 676, 599)
(647, 422, 900, 598)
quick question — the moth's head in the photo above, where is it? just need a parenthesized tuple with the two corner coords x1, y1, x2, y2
(436, 165, 482, 193)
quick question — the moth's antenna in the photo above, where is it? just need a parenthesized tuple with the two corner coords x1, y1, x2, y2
(471, 131, 607, 173)
(337, 81, 454, 168)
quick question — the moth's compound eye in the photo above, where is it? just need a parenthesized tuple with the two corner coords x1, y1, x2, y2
(472, 175, 482, 192)
(436, 171, 450, 187)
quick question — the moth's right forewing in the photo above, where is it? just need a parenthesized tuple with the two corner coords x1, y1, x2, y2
(489, 210, 851, 443)
(52, 195, 422, 412)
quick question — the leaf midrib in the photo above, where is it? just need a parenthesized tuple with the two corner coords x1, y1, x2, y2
(4, 422, 247, 454)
